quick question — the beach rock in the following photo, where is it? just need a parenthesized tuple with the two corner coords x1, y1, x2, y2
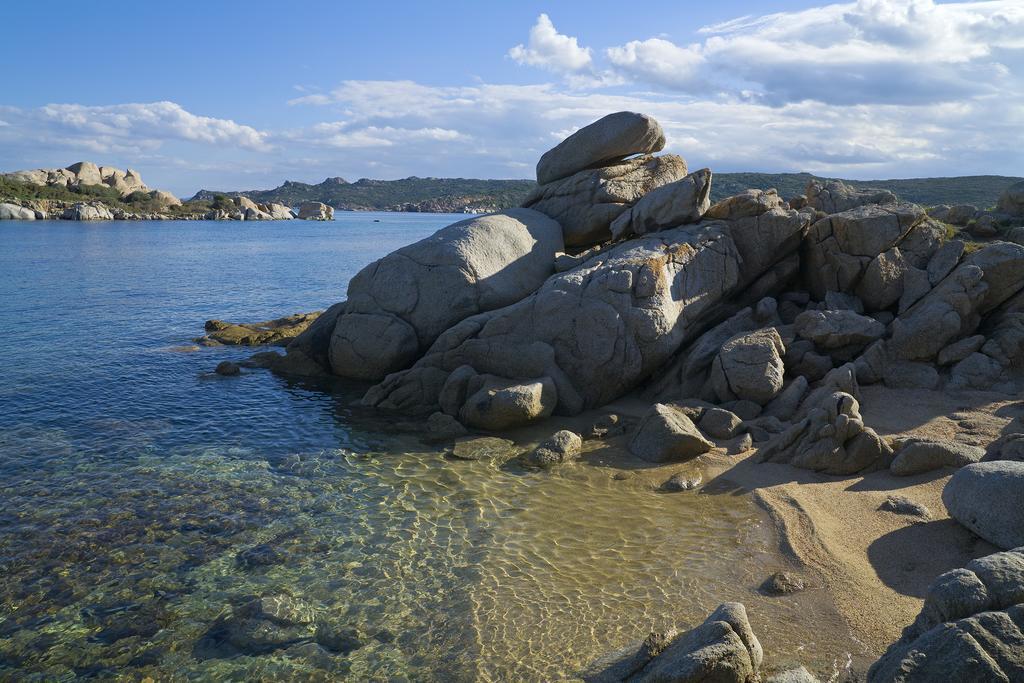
(536, 111, 665, 185)
(630, 404, 714, 463)
(661, 471, 702, 491)
(943, 461, 1024, 549)
(524, 153, 688, 247)
(0, 202, 35, 220)
(767, 667, 820, 683)
(794, 309, 885, 350)
(215, 361, 241, 376)
(888, 263, 988, 361)
(449, 436, 517, 461)
(868, 547, 1024, 683)
(62, 202, 113, 220)
(805, 179, 897, 214)
(937, 334, 985, 365)
(298, 202, 334, 220)
(609, 169, 712, 240)
(760, 571, 805, 596)
(997, 180, 1024, 216)
(586, 413, 632, 439)
(890, 439, 985, 476)
(879, 495, 931, 519)
(857, 248, 909, 311)
(699, 407, 743, 440)
(882, 360, 940, 390)
(948, 352, 1004, 390)
(927, 239, 965, 286)
(527, 429, 583, 467)
(330, 209, 563, 380)
(758, 391, 891, 475)
(707, 188, 788, 221)
(763, 376, 809, 422)
(803, 203, 926, 300)
(584, 603, 761, 683)
(421, 411, 468, 443)
(710, 328, 786, 405)
(459, 376, 557, 430)
(365, 205, 808, 419)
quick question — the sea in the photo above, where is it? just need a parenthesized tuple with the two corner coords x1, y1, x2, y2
(0, 214, 855, 681)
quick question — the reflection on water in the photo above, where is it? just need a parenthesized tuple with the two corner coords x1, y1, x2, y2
(0, 217, 859, 680)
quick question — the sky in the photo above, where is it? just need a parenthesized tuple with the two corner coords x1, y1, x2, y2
(0, 0, 1021, 197)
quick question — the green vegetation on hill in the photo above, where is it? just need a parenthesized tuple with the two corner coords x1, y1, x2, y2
(191, 176, 537, 211)
(0, 176, 201, 215)
(712, 172, 1022, 208)
(195, 172, 1022, 213)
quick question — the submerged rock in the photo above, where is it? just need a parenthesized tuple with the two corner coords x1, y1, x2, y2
(760, 571, 805, 596)
(449, 436, 518, 461)
(198, 313, 320, 347)
(215, 361, 241, 376)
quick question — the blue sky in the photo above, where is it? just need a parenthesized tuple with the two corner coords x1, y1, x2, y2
(1, 0, 1021, 196)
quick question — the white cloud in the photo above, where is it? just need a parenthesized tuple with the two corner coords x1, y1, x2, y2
(601, 0, 1024, 106)
(35, 101, 271, 150)
(508, 14, 592, 73)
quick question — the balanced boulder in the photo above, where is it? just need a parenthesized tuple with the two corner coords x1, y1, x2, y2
(805, 179, 897, 215)
(536, 111, 665, 185)
(329, 208, 563, 380)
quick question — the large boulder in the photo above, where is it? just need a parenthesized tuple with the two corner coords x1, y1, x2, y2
(459, 375, 557, 430)
(868, 547, 1024, 682)
(66, 161, 103, 186)
(523, 153, 689, 247)
(943, 461, 1024, 550)
(805, 179, 897, 214)
(584, 602, 762, 683)
(890, 439, 985, 476)
(0, 203, 35, 220)
(364, 202, 809, 419)
(758, 391, 892, 475)
(803, 203, 927, 301)
(794, 309, 886, 349)
(997, 180, 1024, 217)
(330, 208, 563, 380)
(629, 403, 714, 463)
(710, 328, 786, 405)
(536, 111, 666, 186)
(609, 169, 712, 240)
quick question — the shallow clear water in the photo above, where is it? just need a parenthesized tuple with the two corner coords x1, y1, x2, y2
(0, 215, 855, 681)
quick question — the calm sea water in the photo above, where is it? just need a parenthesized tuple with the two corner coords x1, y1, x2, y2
(0, 215, 854, 681)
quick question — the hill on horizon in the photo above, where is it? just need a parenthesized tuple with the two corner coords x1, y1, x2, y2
(193, 172, 1023, 213)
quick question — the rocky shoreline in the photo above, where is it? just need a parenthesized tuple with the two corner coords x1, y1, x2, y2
(201, 111, 1024, 681)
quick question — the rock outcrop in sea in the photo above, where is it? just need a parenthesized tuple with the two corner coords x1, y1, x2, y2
(247, 111, 1024, 678)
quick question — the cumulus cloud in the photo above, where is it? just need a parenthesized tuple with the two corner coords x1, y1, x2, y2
(508, 14, 592, 73)
(601, 0, 1024, 106)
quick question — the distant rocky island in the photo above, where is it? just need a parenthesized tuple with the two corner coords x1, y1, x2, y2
(1, 159, 1020, 222)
